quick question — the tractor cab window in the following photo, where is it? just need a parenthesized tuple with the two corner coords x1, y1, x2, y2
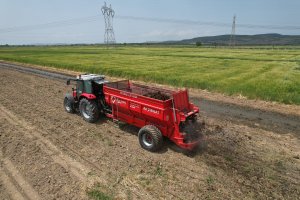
(76, 80, 84, 95)
(92, 81, 103, 96)
(83, 80, 92, 94)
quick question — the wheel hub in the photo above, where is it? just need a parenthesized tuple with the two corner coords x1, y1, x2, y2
(82, 103, 92, 119)
(142, 133, 153, 147)
(65, 103, 71, 111)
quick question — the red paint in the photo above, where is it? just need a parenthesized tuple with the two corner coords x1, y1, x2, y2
(103, 80, 201, 150)
(80, 93, 96, 100)
(72, 90, 77, 98)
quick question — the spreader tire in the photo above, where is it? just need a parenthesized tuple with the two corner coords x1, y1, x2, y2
(138, 125, 163, 152)
(64, 96, 75, 113)
(79, 98, 99, 123)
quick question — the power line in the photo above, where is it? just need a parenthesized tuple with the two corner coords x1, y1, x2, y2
(0, 16, 100, 33)
(0, 15, 299, 34)
(116, 15, 300, 30)
(116, 15, 230, 27)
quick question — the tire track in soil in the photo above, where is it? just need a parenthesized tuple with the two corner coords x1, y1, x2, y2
(58, 137, 193, 200)
(0, 149, 29, 200)
(0, 167, 26, 200)
(0, 120, 88, 199)
(0, 104, 95, 187)
(0, 103, 151, 199)
(0, 151, 41, 200)
(41, 134, 152, 199)
(46, 135, 155, 200)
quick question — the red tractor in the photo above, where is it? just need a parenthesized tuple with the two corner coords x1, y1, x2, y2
(64, 74, 201, 152)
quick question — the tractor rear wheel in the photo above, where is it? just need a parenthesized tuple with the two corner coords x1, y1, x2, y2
(79, 98, 99, 123)
(64, 97, 75, 113)
(138, 125, 163, 152)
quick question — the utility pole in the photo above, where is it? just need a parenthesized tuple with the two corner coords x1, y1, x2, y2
(101, 2, 116, 45)
(229, 15, 236, 47)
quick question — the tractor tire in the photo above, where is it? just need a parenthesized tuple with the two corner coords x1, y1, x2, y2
(138, 125, 163, 152)
(79, 98, 99, 123)
(64, 96, 75, 113)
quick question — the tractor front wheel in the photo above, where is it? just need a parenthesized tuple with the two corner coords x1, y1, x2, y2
(79, 98, 99, 123)
(138, 125, 163, 152)
(64, 97, 75, 113)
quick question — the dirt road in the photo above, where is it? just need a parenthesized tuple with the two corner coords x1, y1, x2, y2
(0, 64, 299, 199)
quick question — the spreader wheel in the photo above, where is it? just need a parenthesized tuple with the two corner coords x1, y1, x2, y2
(138, 125, 163, 152)
(79, 98, 99, 123)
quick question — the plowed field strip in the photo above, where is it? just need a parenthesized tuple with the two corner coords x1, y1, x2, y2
(0, 151, 40, 200)
(0, 104, 91, 184)
(0, 167, 26, 200)
(0, 103, 149, 199)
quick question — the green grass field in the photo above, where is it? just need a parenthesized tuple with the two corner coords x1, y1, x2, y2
(0, 45, 299, 104)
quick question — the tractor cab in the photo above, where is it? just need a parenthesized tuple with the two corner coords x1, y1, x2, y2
(67, 74, 109, 98)
(64, 74, 109, 122)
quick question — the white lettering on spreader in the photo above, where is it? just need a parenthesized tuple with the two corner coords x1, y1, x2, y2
(116, 99, 126, 105)
(143, 107, 160, 115)
(130, 103, 139, 109)
(111, 96, 126, 105)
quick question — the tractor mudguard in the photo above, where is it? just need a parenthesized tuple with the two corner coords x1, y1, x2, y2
(80, 93, 97, 100)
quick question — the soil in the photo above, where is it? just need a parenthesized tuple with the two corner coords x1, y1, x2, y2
(0, 63, 300, 199)
(144, 91, 170, 101)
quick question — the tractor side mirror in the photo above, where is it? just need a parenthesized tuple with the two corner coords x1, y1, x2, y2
(66, 80, 70, 85)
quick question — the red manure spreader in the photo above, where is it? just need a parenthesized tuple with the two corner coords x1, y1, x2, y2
(64, 74, 201, 152)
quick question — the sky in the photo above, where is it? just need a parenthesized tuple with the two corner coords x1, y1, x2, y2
(0, 0, 299, 44)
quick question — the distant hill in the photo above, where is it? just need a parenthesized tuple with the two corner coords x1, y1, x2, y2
(162, 34, 300, 45)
